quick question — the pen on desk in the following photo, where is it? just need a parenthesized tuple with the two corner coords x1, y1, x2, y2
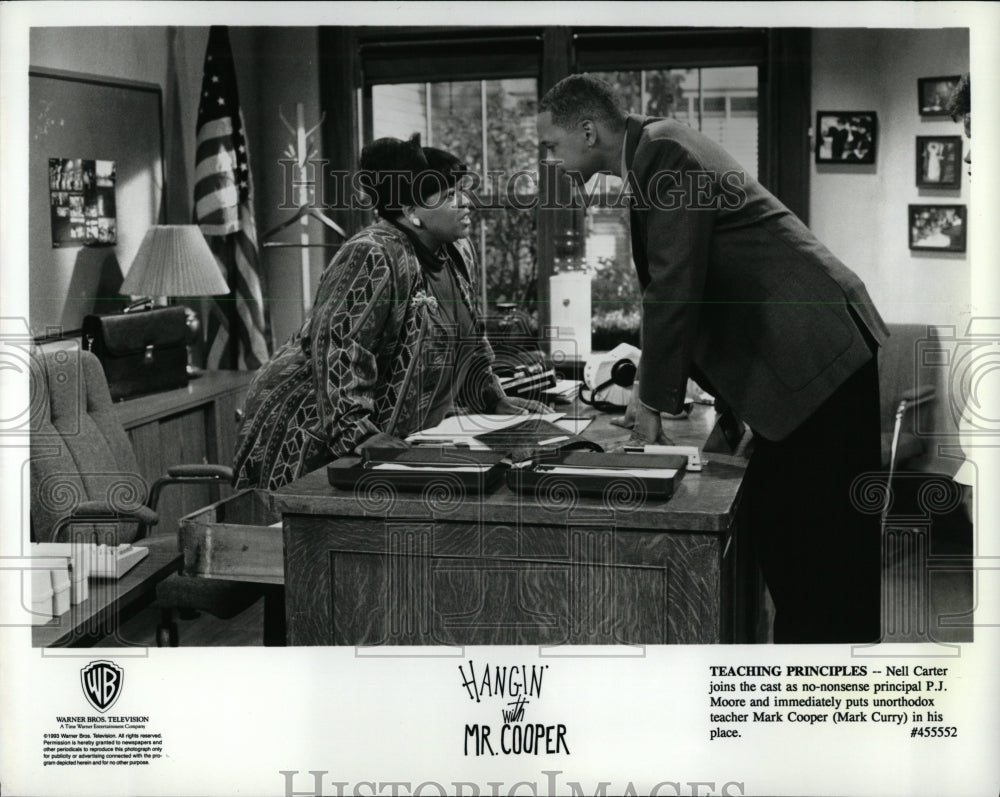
(537, 435, 570, 446)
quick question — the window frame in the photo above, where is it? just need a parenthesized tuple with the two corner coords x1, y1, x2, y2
(319, 26, 811, 343)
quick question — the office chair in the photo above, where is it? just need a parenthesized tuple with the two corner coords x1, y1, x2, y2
(29, 347, 278, 646)
(882, 384, 937, 524)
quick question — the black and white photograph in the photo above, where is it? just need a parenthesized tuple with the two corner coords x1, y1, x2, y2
(815, 111, 877, 164)
(909, 204, 967, 253)
(47, 158, 117, 246)
(918, 74, 962, 116)
(916, 135, 963, 188)
(1, 5, 997, 797)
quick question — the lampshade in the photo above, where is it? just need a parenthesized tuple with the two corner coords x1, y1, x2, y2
(120, 225, 230, 297)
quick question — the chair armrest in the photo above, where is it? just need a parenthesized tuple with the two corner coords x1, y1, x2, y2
(899, 384, 936, 407)
(51, 501, 159, 542)
(166, 464, 234, 480)
(148, 464, 234, 516)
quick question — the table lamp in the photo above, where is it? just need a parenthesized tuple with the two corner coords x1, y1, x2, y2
(119, 225, 230, 375)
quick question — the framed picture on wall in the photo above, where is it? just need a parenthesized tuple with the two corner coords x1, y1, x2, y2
(815, 111, 877, 165)
(916, 136, 963, 188)
(918, 75, 961, 116)
(48, 158, 118, 246)
(908, 204, 967, 253)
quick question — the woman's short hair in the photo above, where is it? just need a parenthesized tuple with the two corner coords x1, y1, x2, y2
(359, 136, 469, 219)
(359, 135, 427, 219)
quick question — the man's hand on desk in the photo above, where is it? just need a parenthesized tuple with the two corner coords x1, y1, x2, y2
(355, 432, 411, 453)
(609, 383, 674, 445)
(610, 378, 641, 431)
(628, 402, 675, 446)
(493, 396, 550, 415)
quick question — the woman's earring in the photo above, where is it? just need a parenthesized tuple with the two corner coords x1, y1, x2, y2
(409, 216, 422, 228)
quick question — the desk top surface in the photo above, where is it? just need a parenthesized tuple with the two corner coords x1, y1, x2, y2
(32, 536, 181, 648)
(273, 403, 748, 532)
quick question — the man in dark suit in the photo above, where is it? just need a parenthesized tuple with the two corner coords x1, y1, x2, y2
(537, 74, 889, 643)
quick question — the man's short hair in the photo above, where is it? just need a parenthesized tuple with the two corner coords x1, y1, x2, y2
(539, 74, 627, 132)
(947, 73, 970, 122)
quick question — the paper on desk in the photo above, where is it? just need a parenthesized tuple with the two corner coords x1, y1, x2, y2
(370, 463, 493, 472)
(536, 466, 679, 479)
(552, 416, 593, 434)
(542, 380, 582, 403)
(407, 412, 564, 441)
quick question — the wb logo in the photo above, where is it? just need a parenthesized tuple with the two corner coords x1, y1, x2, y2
(81, 660, 124, 713)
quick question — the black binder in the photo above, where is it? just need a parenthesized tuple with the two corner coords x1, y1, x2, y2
(507, 451, 688, 502)
(327, 447, 509, 494)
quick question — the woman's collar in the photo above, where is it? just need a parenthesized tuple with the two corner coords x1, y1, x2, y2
(386, 217, 450, 273)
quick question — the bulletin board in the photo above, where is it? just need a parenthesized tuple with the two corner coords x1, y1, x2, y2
(29, 68, 165, 336)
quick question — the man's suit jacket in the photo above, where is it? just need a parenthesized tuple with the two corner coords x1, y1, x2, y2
(625, 114, 889, 441)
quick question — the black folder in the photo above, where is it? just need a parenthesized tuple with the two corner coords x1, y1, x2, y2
(327, 447, 509, 494)
(507, 451, 688, 502)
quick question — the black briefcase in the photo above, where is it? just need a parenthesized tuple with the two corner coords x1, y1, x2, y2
(82, 307, 189, 401)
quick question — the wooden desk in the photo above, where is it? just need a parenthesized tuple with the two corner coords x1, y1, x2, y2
(31, 537, 181, 647)
(273, 405, 762, 645)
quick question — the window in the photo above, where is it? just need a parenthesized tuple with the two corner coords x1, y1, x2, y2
(582, 66, 759, 351)
(333, 27, 806, 359)
(370, 78, 539, 319)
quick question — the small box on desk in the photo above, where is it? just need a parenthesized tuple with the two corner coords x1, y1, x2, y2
(178, 490, 283, 584)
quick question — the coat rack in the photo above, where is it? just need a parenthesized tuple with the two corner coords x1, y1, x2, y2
(262, 103, 346, 314)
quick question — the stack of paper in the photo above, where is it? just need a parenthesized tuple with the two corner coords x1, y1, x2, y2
(535, 465, 679, 479)
(407, 413, 566, 448)
(370, 463, 493, 472)
(542, 380, 582, 403)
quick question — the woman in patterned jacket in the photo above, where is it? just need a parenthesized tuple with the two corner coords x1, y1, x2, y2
(233, 137, 543, 490)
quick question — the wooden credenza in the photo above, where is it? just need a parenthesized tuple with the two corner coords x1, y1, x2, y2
(115, 370, 254, 536)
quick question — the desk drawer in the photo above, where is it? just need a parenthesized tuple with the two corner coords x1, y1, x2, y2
(179, 490, 283, 584)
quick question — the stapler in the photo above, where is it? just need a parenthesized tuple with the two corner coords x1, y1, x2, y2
(622, 444, 703, 471)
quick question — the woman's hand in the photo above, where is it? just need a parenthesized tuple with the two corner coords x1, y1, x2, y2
(492, 395, 550, 415)
(354, 431, 411, 453)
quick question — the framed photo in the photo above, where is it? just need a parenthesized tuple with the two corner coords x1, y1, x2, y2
(916, 136, 963, 188)
(918, 75, 961, 116)
(908, 204, 967, 253)
(815, 111, 877, 164)
(48, 158, 117, 247)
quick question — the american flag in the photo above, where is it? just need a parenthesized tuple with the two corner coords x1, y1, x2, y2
(194, 25, 271, 370)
